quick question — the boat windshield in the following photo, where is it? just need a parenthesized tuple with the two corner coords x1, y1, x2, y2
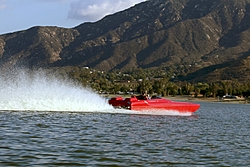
(151, 96, 162, 99)
(135, 94, 153, 100)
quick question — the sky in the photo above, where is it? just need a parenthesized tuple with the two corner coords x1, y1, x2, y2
(0, 0, 146, 35)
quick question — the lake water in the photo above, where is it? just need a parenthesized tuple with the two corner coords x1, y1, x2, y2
(0, 70, 250, 166)
(1, 102, 250, 166)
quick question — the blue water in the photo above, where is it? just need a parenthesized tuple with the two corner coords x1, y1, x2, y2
(1, 102, 250, 166)
(0, 70, 250, 166)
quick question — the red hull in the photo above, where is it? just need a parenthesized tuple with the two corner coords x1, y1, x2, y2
(108, 96, 200, 113)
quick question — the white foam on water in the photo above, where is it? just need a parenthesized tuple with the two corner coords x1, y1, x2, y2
(130, 109, 193, 116)
(0, 69, 113, 112)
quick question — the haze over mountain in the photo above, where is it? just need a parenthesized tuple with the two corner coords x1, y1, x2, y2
(1, 0, 250, 82)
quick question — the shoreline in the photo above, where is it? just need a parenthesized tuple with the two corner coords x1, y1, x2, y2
(156, 95, 249, 104)
(104, 94, 249, 104)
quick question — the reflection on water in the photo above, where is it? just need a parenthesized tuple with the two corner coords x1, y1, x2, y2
(1, 102, 250, 166)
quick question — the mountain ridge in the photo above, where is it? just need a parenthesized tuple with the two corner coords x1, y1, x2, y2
(1, 0, 250, 82)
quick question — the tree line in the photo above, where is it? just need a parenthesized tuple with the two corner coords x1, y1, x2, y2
(64, 67, 250, 98)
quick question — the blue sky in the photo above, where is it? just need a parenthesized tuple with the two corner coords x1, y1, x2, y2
(0, 0, 146, 35)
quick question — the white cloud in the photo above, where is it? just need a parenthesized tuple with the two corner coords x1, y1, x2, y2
(0, 5, 5, 10)
(0, 0, 6, 10)
(68, 0, 146, 22)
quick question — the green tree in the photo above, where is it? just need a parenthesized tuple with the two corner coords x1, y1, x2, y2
(221, 80, 232, 95)
(137, 79, 153, 94)
(210, 82, 220, 98)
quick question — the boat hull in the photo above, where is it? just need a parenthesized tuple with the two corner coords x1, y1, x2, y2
(108, 97, 200, 113)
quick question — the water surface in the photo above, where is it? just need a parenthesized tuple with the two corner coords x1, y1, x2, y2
(1, 70, 249, 166)
(1, 102, 250, 166)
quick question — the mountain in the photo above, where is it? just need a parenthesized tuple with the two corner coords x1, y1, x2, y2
(1, 0, 250, 82)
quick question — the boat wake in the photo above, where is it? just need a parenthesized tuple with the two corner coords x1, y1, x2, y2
(0, 69, 113, 112)
(0, 69, 192, 116)
(128, 109, 193, 116)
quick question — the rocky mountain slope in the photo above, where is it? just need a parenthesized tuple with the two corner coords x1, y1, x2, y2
(1, 0, 250, 82)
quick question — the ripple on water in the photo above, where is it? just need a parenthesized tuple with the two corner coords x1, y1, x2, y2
(0, 102, 250, 166)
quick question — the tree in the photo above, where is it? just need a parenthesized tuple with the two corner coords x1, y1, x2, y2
(221, 80, 232, 95)
(197, 83, 209, 97)
(181, 81, 194, 95)
(210, 82, 220, 98)
(152, 80, 163, 95)
(137, 79, 153, 94)
(159, 78, 169, 96)
(165, 82, 176, 96)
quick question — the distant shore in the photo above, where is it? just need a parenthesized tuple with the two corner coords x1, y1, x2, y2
(166, 95, 249, 104)
(104, 94, 250, 104)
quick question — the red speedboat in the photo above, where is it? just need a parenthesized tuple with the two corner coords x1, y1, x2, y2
(108, 96, 200, 113)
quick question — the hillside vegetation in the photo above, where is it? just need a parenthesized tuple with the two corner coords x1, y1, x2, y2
(0, 0, 250, 82)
